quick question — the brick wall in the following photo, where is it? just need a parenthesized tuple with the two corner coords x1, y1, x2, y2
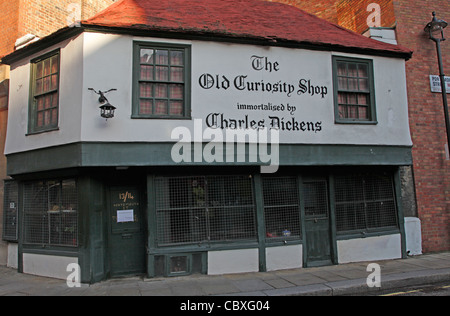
(274, 0, 450, 253)
(394, 0, 450, 253)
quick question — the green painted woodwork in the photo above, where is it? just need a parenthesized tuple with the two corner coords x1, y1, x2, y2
(6, 142, 413, 176)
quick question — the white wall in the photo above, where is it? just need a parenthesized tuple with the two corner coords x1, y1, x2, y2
(22, 253, 78, 280)
(6, 32, 412, 155)
(5, 35, 84, 155)
(337, 234, 402, 264)
(208, 249, 259, 275)
(266, 245, 302, 271)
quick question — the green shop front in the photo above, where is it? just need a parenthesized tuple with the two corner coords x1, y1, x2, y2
(3, 142, 410, 283)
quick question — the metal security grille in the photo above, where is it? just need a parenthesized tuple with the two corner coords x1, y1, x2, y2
(335, 174, 398, 233)
(23, 179, 78, 247)
(3, 180, 18, 242)
(262, 177, 301, 241)
(155, 175, 256, 247)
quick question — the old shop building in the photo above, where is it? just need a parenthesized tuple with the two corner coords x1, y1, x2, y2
(1, 0, 414, 283)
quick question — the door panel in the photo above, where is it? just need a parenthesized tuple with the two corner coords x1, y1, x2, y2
(303, 180, 333, 267)
(109, 187, 146, 276)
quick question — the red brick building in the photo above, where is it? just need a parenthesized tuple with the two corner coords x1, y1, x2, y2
(274, 0, 450, 253)
(0, 0, 115, 266)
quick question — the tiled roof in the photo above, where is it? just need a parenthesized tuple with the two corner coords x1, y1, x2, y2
(82, 0, 412, 59)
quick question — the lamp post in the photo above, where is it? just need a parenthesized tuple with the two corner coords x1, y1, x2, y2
(424, 12, 450, 153)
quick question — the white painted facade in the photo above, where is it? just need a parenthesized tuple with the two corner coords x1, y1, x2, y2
(5, 32, 412, 155)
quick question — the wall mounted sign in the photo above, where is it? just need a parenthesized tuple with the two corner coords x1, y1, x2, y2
(430, 75, 450, 93)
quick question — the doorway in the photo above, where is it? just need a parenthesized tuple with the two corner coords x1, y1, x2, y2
(108, 186, 146, 277)
(303, 179, 333, 267)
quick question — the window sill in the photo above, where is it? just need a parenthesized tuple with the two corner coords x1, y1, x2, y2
(335, 120, 378, 125)
(131, 115, 192, 120)
(26, 127, 60, 136)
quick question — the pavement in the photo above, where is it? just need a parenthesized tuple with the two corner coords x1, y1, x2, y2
(0, 252, 449, 296)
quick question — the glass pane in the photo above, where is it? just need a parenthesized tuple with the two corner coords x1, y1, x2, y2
(155, 100, 168, 115)
(140, 83, 153, 98)
(155, 50, 169, 64)
(44, 95, 52, 109)
(338, 92, 347, 105)
(348, 63, 358, 77)
(359, 79, 369, 91)
(170, 84, 183, 99)
(358, 64, 368, 78)
(51, 74, 58, 90)
(358, 93, 368, 105)
(51, 92, 58, 107)
(338, 105, 346, 118)
(170, 51, 184, 66)
(35, 79, 43, 94)
(337, 62, 347, 76)
(43, 59, 51, 76)
(140, 49, 154, 64)
(37, 112, 44, 127)
(170, 101, 183, 115)
(51, 108, 58, 125)
(37, 97, 44, 111)
(348, 106, 358, 119)
(139, 99, 153, 115)
(140, 65, 154, 80)
(155, 84, 168, 98)
(338, 77, 347, 90)
(51, 56, 59, 74)
(348, 93, 357, 105)
(170, 67, 184, 82)
(348, 78, 358, 91)
(36, 62, 43, 78)
(359, 106, 368, 119)
(43, 76, 51, 92)
(44, 110, 51, 126)
(155, 66, 169, 81)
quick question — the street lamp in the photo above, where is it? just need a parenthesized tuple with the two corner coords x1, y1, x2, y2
(424, 12, 450, 153)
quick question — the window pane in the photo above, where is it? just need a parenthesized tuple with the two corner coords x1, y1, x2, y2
(37, 97, 44, 111)
(51, 74, 58, 90)
(338, 77, 347, 90)
(348, 63, 358, 77)
(337, 62, 347, 76)
(35, 79, 43, 94)
(170, 67, 184, 82)
(262, 177, 301, 241)
(170, 84, 183, 99)
(51, 56, 59, 74)
(155, 50, 169, 64)
(155, 66, 169, 81)
(140, 83, 153, 98)
(36, 62, 43, 78)
(170, 50, 184, 66)
(348, 78, 358, 91)
(155, 84, 168, 98)
(155, 100, 168, 115)
(43, 76, 51, 93)
(139, 99, 153, 115)
(358, 64, 368, 78)
(140, 49, 154, 64)
(170, 101, 183, 115)
(43, 59, 51, 76)
(359, 79, 369, 91)
(140, 65, 154, 80)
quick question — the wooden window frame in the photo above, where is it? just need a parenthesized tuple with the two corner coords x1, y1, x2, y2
(28, 50, 60, 134)
(132, 42, 191, 119)
(332, 56, 377, 124)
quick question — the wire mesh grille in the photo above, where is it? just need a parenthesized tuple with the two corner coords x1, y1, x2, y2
(155, 175, 256, 246)
(335, 174, 397, 233)
(262, 177, 301, 241)
(3, 180, 18, 241)
(23, 179, 78, 247)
